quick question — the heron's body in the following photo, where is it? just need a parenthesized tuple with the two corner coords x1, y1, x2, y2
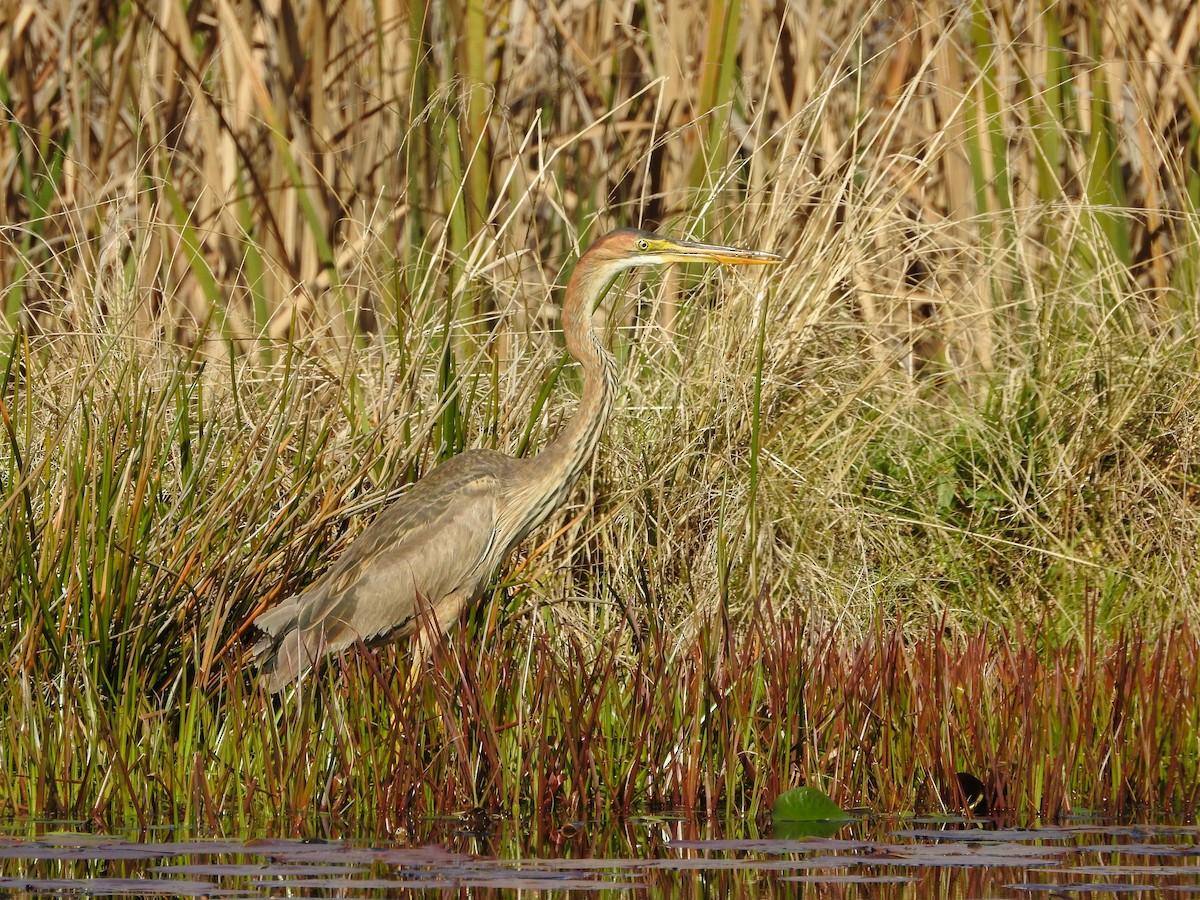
(253, 228, 780, 691)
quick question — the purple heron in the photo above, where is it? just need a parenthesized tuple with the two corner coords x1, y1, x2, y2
(253, 228, 782, 691)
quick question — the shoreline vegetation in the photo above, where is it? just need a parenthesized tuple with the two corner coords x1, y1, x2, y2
(2, 0, 1198, 826)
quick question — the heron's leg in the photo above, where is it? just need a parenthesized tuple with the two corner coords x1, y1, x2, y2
(407, 593, 467, 687)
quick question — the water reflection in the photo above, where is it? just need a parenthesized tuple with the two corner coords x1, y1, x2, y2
(0, 815, 1195, 896)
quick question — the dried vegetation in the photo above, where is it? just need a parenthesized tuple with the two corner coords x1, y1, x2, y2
(1, 0, 1199, 823)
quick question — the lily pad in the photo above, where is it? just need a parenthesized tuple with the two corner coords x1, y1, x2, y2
(773, 786, 849, 823)
(773, 787, 853, 835)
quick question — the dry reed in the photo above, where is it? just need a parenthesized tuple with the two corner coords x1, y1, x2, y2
(1, 0, 1198, 824)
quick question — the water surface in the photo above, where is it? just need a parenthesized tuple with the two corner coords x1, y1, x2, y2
(1, 815, 1196, 896)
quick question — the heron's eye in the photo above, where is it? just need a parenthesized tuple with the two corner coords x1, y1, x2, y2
(637, 239, 650, 251)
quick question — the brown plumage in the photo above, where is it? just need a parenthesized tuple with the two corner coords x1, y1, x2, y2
(252, 228, 781, 691)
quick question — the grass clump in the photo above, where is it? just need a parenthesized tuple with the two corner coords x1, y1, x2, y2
(2, 0, 1199, 827)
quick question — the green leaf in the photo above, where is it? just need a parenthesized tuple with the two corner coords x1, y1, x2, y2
(773, 786, 849, 823)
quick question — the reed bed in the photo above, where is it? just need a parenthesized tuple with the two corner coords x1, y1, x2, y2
(1, 616, 1196, 828)
(2, 0, 1199, 824)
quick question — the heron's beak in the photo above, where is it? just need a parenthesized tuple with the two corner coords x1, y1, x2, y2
(659, 238, 783, 267)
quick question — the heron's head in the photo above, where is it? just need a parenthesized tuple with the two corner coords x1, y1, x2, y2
(585, 227, 783, 271)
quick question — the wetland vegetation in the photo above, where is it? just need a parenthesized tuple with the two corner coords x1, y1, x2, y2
(2, 0, 1199, 831)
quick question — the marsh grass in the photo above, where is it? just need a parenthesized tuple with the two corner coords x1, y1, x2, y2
(2, 0, 1199, 825)
(1, 610, 1197, 828)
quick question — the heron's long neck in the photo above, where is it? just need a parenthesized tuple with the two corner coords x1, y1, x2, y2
(512, 255, 619, 538)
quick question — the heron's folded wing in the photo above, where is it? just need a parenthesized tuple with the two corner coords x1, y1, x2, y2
(285, 464, 503, 647)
